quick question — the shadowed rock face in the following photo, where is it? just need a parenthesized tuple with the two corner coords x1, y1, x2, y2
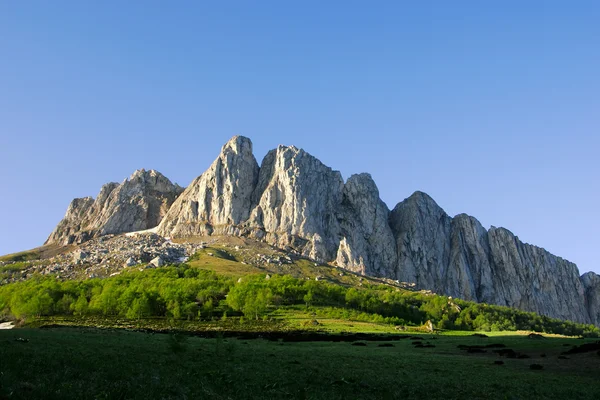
(486, 227, 588, 323)
(582, 272, 600, 325)
(46, 170, 183, 246)
(336, 173, 397, 276)
(388, 194, 590, 323)
(389, 191, 453, 289)
(46, 135, 599, 325)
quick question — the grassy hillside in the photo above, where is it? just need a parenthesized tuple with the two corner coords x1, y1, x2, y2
(1, 249, 598, 337)
(1, 327, 599, 399)
(0, 243, 73, 263)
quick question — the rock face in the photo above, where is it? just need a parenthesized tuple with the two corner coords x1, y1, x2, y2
(336, 173, 397, 276)
(582, 272, 600, 325)
(46, 169, 183, 245)
(248, 145, 345, 262)
(46, 135, 599, 325)
(157, 136, 259, 237)
(486, 227, 588, 323)
(157, 139, 393, 275)
(389, 191, 453, 289)
(389, 193, 590, 323)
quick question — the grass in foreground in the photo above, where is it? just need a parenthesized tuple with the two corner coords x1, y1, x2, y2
(1, 328, 599, 400)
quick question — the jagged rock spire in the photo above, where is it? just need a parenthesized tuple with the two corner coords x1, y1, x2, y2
(156, 136, 259, 237)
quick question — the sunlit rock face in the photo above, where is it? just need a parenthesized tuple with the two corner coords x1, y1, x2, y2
(157, 135, 259, 238)
(46, 169, 183, 245)
(248, 144, 345, 262)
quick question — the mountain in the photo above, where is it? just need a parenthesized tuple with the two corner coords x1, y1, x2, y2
(44, 136, 599, 325)
(46, 169, 183, 245)
(389, 192, 589, 323)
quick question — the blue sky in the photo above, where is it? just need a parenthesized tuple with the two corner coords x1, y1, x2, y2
(0, 1, 598, 274)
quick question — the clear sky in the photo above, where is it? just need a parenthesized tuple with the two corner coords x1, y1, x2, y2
(0, 1, 598, 275)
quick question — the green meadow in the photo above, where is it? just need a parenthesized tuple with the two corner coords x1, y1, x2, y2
(1, 327, 599, 400)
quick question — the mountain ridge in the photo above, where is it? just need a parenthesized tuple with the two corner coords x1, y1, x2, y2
(41, 136, 599, 326)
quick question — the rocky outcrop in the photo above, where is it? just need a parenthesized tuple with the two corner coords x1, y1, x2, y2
(248, 145, 344, 262)
(582, 272, 600, 325)
(336, 173, 397, 276)
(156, 136, 259, 238)
(486, 227, 588, 323)
(389, 193, 590, 323)
(447, 214, 495, 303)
(46, 169, 183, 245)
(157, 139, 393, 272)
(389, 191, 453, 289)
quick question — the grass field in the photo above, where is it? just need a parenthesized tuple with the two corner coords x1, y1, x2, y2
(1, 327, 599, 399)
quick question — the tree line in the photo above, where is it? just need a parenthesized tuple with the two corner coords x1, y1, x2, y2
(0, 264, 598, 337)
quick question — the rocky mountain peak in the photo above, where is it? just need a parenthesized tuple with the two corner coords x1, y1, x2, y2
(400, 191, 446, 215)
(222, 135, 253, 154)
(127, 168, 159, 181)
(156, 136, 259, 238)
(46, 169, 183, 246)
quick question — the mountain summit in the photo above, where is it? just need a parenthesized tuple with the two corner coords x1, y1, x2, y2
(46, 169, 183, 245)
(45, 136, 600, 326)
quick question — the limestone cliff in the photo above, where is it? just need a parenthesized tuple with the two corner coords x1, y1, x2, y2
(335, 173, 397, 276)
(581, 272, 600, 325)
(156, 136, 259, 237)
(248, 145, 344, 262)
(46, 169, 183, 245)
(156, 138, 394, 275)
(389, 193, 590, 323)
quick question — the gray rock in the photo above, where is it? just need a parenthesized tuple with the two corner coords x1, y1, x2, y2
(124, 257, 136, 267)
(389, 191, 591, 324)
(249, 144, 344, 262)
(581, 272, 600, 325)
(487, 227, 588, 323)
(46, 169, 183, 245)
(448, 214, 495, 302)
(336, 173, 397, 277)
(389, 191, 452, 289)
(157, 136, 259, 237)
(150, 256, 165, 267)
(72, 250, 88, 263)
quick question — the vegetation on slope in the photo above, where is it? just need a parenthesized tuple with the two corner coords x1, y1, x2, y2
(1, 261, 598, 337)
(0, 251, 40, 263)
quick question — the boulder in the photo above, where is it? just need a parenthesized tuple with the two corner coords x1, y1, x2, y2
(150, 256, 165, 268)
